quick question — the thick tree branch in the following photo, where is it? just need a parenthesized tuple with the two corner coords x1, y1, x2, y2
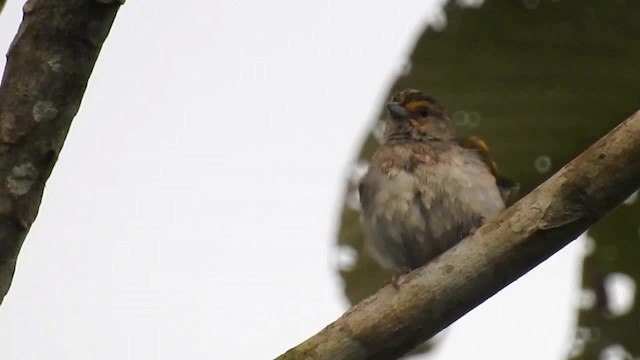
(0, 0, 122, 305)
(277, 110, 640, 360)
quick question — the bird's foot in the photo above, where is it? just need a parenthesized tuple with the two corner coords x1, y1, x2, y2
(391, 267, 411, 290)
(468, 217, 487, 236)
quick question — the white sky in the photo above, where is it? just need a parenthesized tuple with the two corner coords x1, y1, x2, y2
(0, 1, 584, 359)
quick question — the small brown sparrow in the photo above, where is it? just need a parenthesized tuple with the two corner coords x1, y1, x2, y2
(359, 89, 518, 273)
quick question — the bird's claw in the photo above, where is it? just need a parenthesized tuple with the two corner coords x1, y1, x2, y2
(391, 267, 411, 289)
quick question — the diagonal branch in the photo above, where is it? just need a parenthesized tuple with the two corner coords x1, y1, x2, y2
(0, 0, 123, 305)
(276, 110, 640, 360)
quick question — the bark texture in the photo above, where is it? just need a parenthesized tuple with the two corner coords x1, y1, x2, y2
(277, 109, 640, 360)
(0, 0, 122, 305)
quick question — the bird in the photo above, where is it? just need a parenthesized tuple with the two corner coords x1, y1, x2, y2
(358, 89, 518, 276)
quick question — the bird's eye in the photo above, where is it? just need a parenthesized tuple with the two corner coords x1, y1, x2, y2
(419, 110, 429, 117)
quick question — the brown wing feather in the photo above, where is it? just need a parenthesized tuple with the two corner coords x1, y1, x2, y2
(457, 135, 520, 202)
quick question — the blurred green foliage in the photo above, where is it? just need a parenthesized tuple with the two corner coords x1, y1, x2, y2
(335, 0, 640, 358)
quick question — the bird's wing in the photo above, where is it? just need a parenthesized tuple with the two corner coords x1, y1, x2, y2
(456, 135, 520, 202)
(358, 170, 375, 217)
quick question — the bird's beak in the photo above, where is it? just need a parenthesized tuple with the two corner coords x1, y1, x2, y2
(386, 102, 409, 121)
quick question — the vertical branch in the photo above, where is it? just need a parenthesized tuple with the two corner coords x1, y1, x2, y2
(0, 0, 123, 305)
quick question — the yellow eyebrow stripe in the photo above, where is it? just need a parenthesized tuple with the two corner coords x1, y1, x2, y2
(404, 100, 431, 112)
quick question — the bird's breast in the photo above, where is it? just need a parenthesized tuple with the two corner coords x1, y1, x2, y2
(370, 158, 504, 223)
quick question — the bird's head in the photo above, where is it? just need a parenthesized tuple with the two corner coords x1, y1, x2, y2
(383, 89, 455, 143)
